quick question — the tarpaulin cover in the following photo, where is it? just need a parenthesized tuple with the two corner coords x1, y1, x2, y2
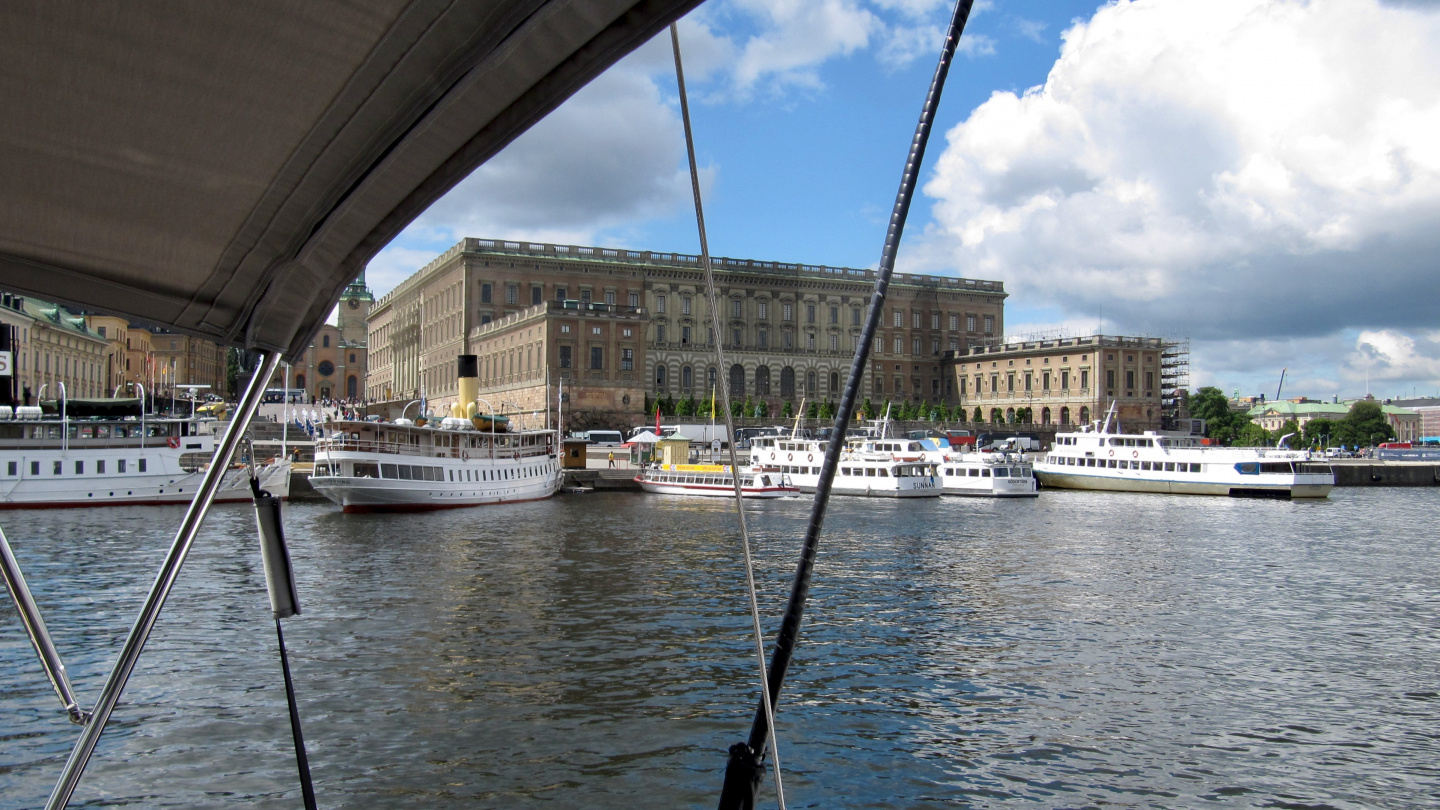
(0, 0, 701, 359)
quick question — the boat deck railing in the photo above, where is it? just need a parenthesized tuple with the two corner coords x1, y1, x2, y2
(315, 435, 553, 460)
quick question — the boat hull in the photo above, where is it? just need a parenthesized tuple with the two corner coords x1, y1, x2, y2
(0, 459, 290, 508)
(1034, 469, 1333, 499)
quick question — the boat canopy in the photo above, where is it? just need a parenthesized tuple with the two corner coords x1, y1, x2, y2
(0, 0, 701, 359)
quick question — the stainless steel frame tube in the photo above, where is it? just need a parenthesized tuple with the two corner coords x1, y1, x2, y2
(0, 526, 87, 724)
(45, 349, 282, 810)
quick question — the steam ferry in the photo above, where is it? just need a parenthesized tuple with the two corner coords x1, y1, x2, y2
(309, 356, 561, 511)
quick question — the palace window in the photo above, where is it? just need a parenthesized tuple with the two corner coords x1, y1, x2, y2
(758, 330, 767, 349)
(733, 299, 743, 318)
(830, 334, 838, 351)
(622, 349, 634, 371)
(893, 310, 903, 328)
(783, 332, 793, 349)
(983, 315, 994, 334)
(757, 301, 767, 319)
(967, 314, 976, 332)
(830, 306, 838, 324)
(629, 292, 639, 308)
(807, 304, 816, 324)
(560, 346, 572, 368)
(783, 303, 793, 321)
(533, 286, 543, 305)
(481, 283, 492, 303)
(913, 312, 921, 328)
(657, 294, 667, 313)
(893, 337, 902, 354)
(506, 284, 518, 305)
(590, 347, 604, 370)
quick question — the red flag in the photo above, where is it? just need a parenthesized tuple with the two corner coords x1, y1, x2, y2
(655, 402, 661, 434)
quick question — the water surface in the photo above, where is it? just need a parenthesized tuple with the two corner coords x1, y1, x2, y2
(2, 489, 1437, 808)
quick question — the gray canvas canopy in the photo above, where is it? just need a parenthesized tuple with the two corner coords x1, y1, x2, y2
(0, 0, 701, 359)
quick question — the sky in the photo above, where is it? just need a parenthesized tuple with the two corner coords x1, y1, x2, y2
(366, 0, 1440, 402)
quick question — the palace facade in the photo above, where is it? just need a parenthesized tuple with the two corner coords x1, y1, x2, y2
(365, 238, 1008, 419)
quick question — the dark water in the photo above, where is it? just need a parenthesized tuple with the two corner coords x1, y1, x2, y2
(2, 489, 1438, 808)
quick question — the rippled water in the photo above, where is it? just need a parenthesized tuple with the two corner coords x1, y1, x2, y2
(2, 489, 1438, 808)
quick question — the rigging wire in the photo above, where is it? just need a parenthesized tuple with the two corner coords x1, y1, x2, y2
(669, 22, 787, 810)
(716, 1, 977, 807)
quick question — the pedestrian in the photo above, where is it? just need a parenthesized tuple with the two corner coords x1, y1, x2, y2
(607, 451, 615, 468)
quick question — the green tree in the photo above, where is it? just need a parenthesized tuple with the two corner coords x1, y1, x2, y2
(990, 407, 1003, 424)
(225, 348, 240, 398)
(676, 396, 695, 418)
(861, 398, 876, 420)
(1302, 417, 1336, 449)
(819, 400, 836, 420)
(754, 399, 769, 419)
(1234, 421, 1272, 447)
(782, 400, 794, 419)
(973, 406, 983, 423)
(1339, 400, 1395, 447)
(742, 395, 753, 419)
(662, 395, 676, 415)
(730, 399, 745, 418)
(955, 405, 967, 423)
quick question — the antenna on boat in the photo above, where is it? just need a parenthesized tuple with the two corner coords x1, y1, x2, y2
(715, 1, 978, 806)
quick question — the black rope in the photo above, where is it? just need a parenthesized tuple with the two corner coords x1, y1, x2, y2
(717, 2, 976, 806)
(276, 619, 318, 810)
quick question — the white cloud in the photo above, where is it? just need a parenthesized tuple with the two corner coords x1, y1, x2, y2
(727, 0, 878, 96)
(910, 0, 1440, 395)
(1346, 329, 1440, 384)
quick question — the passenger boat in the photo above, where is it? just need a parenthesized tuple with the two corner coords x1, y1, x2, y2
(1033, 408, 1334, 498)
(749, 434, 941, 497)
(310, 356, 560, 512)
(910, 439, 1038, 497)
(0, 403, 290, 508)
(635, 463, 798, 498)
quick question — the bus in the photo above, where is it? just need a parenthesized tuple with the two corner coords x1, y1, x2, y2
(263, 388, 306, 404)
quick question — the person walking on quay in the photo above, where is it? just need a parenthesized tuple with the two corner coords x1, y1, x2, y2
(607, 451, 615, 468)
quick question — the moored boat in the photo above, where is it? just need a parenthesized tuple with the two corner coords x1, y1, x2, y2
(914, 439, 1038, 497)
(749, 433, 941, 497)
(309, 356, 560, 512)
(635, 463, 797, 498)
(1034, 408, 1333, 498)
(0, 403, 289, 508)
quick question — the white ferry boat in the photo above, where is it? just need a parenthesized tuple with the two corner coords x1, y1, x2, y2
(309, 357, 561, 512)
(0, 403, 290, 508)
(749, 435, 940, 497)
(635, 463, 798, 498)
(910, 438, 1038, 497)
(1034, 413, 1333, 499)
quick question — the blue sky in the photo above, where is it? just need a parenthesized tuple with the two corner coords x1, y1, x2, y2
(368, 0, 1440, 402)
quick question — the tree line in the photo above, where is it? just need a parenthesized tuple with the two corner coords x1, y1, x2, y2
(1186, 386, 1395, 448)
(643, 394, 1042, 426)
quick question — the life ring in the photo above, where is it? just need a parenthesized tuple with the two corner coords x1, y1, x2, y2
(1107, 449, 1114, 457)
(770, 452, 776, 461)
(1132, 450, 1139, 459)
(462, 451, 469, 461)
(787, 453, 793, 461)
(807, 453, 814, 462)
(167, 437, 179, 448)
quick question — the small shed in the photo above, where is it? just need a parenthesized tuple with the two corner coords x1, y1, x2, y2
(655, 434, 694, 467)
(562, 439, 589, 469)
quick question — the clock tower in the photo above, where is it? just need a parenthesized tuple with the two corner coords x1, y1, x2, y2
(337, 271, 374, 346)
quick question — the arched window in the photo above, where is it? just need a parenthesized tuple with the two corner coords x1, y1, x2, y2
(755, 366, 771, 396)
(682, 366, 693, 389)
(656, 364, 667, 391)
(1041, 407, 1051, 425)
(830, 371, 839, 392)
(779, 367, 796, 397)
(729, 364, 745, 397)
(347, 375, 358, 399)
(707, 366, 717, 390)
(1079, 406, 1090, 424)
(1060, 407, 1070, 425)
(806, 370, 817, 394)
(295, 374, 305, 390)
(1005, 407, 1015, 423)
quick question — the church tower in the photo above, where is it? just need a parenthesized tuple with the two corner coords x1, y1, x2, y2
(337, 271, 374, 346)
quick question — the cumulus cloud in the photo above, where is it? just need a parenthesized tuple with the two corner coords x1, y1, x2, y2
(1347, 329, 1440, 383)
(910, 0, 1440, 394)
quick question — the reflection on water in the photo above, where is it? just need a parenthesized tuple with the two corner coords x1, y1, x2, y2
(2, 489, 1438, 808)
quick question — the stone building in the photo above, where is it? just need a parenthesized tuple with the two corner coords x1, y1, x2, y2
(146, 328, 230, 402)
(946, 335, 1172, 429)
(84, 314, 132, 396)
(269, 274, 373, 402)
(0, 293, 110, 402)
(366, 238, 1007, 419)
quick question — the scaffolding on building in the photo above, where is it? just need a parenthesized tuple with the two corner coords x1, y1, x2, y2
(1160, 337, 1190, 429)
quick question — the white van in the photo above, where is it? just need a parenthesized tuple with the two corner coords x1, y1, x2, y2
(586, 430, 624, 446)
